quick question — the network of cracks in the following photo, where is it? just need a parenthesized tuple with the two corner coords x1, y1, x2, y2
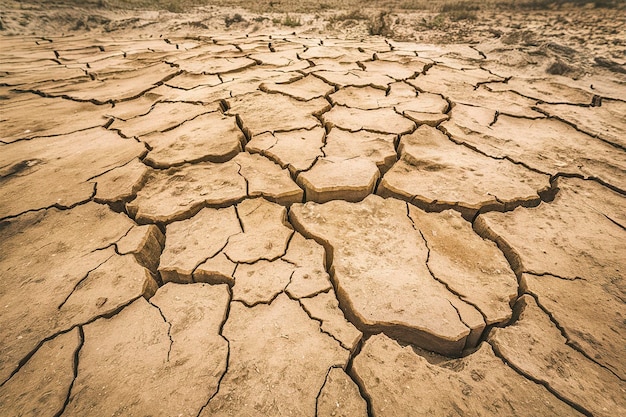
(0, 31, 625, 417)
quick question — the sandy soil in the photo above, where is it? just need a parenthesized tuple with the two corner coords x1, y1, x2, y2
(0, 0, 625, 416)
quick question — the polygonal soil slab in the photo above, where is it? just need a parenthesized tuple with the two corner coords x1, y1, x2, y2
(227, 91, 330, 137)
(353, 333, 584, 417)
(485, 77, 595, 105)
(260, 74, 334, 101)
(249, 49, 304, 67)
(246, 127, 325, 175)
(290, 195, 517, 356)
(165, 73, 222, 89)
(475, 178, 626, 379)
(159, 198, 294, 283)
(297, 157, 380, 203)
(475, 177, 624, 284)
(158, 206, 241, 284)
(329, 85, 394, 110)
(29, 63, 178, 104)
(63, 283, 230, 416)
(127, 153, 300, 223)
(232, 152, 304, 204)
(300, 290, 363, 351)
(0, 64, 88, 86)
(93, 158, 149, 208)
(127, 161, 247, 224)
(378, 125, 551, 218)
(170, 55, 256, 75)
(361, 58, 427, 80)
(313, 70, 395, 89)
(232, 259, 294, 306)
(538, 99, 626, 149)
(450, 85, 544, 118)
(407, 206, 518, 326)
(283, 233, 333, 299)
(148, 83, 232, 104)
(329, 83, 448, 116)
(0, 127, 146, 219)
(322, 106, 415, 135)
(302, 58, 360, 73)
(324, 128, 397, 173)
(408, 65, 504, 97)
(489, 296, 626, 417)
(299, 46, 371, 61)
(317, 368, 368, 417)
(441, 104, 626, 191)
(200, 294, 349, 416)
(142, 112, 244, 167)
(109, 102, 214, 138)
(0, 95, 112, 143)
(0, 329, 81, 417)
(223, 198, 294, 263)
(0, 203, 159, 383)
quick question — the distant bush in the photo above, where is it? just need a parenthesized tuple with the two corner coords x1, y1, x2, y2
(329, 9, 368, 22)
(420, 13, 447, 29)
(546, 60, 573, 75)
(224, 13, 245, 27)
(164, 2, 184, 13)
(400, 0, 428, 10)
(367, 11, 393, 36)
(447, 10, 477, 21)
(497, 0, 623, 9)
(440, 1, 480, 12)
(281, 14, 302, 27)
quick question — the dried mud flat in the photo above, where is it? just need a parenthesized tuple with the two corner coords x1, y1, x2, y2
(1, 2, 626, 416)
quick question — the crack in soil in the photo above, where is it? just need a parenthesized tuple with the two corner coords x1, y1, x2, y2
(54, 326, 84, 417)
(0, 183, 96, 222)
(57, 253, 116, 310)
(195, 286, 232, 417)
(487, 339, 593, 417)
(524, 289, 625, 382)
(146, 299, 173, 362)
(0, 295, 143, 388)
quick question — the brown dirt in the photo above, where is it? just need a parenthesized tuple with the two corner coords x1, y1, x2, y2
(0, 0, 625, 416)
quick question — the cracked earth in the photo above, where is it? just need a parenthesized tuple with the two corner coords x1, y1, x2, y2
(1, 6, 625, 417)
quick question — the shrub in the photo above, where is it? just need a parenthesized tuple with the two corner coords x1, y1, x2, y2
(225, 13, 245, 27)
(546, 60, 573, 75)
(282, 14, 302, 27)
(400, 0, 428, 10)
(367, 11, 393, 36)
(164, 2, 184, 13)
(448, 10, 477, 21)
(440, 1, 480, 12)
(329, 9, 368, 22)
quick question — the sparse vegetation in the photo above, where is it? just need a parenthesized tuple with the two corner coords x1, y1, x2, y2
(440, 1, 480, 12)
(367, 11, 393, 37)
(329, 9, 368, 23)
(420, 13, 446, 29)
(496, 0, 623, 9)
(280, 14, 302, 27)
(399, 1, 428, 10)
(501, 30, 537, 46)
(14, 0, 626, 13)
(438, 1, 479, 20)
(546, 60, 573, 75)
(447, 9, 477, 20)
(164, 1, 184, 13)
(224, 13, 245, 27)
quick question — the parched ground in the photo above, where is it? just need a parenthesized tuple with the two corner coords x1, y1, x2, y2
(0, 1, 625, 416)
